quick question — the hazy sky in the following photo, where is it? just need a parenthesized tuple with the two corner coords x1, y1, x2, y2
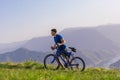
(0, 0, 120, 43)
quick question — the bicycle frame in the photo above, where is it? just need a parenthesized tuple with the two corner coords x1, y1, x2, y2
(51, 49, 76, 67)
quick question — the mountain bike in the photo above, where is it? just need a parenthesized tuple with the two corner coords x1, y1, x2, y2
(44, 47, 85, 72)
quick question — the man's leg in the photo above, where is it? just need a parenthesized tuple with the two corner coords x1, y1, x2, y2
(56, 50, 65, 69)
(64, 50, 70, 63)
(61, 50, 70, 68)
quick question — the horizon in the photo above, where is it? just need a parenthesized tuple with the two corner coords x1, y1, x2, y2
(0, 23, 119, 44)
(0, 0, 120, 43)
(0, 25, 101, 44)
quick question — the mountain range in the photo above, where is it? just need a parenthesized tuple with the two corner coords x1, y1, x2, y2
(0, 48, 46, 62)
(0, 24, 120, 68)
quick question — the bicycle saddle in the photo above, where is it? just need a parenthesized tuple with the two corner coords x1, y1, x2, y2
(68, 47, 76, 52)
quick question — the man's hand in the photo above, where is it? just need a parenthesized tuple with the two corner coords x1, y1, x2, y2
(57, 43, 62, 46)
(51, 46, 55, 50)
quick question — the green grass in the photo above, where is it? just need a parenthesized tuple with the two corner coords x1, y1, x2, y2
(0, 61, 120, 80)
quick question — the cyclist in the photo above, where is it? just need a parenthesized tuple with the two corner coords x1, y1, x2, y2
(51, 28, 69, 69)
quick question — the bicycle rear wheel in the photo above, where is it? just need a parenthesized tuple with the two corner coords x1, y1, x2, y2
(44, 54, 59, 70)
(70, 57, 85, 72)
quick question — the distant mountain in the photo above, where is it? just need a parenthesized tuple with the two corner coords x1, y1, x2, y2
(61, 27, 119, 51)
(95, 24, 120, 68)
(0, 24, 120, 68)
(23, 36, 53, 52)
(0, 48, 46, 62)
(22, 25, 120, 67)
(110, 59, 120, 68)
(96, 24, 120, 47)
(60, 27, 120, 67)
(0, 41, 27, 54)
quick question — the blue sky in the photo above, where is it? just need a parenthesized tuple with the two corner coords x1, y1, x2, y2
(0, 0, 120, 43)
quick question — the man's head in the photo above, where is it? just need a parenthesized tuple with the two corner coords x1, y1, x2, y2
(51, 28, 57, 36)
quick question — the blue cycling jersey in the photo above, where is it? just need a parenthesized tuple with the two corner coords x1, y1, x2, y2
(54, 34, 66, 51)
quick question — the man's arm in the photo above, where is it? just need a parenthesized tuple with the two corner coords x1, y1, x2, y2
(57, 38, 66, 46)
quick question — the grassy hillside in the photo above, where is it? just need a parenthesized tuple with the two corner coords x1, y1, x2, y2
(0, 61, 120, 80)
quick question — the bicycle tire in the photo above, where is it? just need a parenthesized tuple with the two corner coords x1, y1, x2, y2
(44, 54, 60, 70)
(70, 57, 85, 72)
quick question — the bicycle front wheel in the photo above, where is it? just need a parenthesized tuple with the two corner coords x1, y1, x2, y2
(70, 57, 85, 72)
(44, 54, 59, 70)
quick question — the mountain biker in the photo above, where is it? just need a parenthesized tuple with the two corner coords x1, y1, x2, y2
(51, 28, 69, 69)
